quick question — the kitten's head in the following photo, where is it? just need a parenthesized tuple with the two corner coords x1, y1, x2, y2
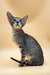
(7, 12, 28, 30)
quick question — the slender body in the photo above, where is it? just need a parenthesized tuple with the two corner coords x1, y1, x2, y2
(7, 12, 44, 66)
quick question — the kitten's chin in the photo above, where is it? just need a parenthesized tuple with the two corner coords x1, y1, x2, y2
(13, 27, 21, 31)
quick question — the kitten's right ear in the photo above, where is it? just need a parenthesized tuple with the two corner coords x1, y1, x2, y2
(7, 12, 14, 26)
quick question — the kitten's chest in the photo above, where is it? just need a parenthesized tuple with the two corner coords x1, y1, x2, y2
(12, 33, 16, 41)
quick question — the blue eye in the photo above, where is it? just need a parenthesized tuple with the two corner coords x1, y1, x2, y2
(14, 19, 16, 21)
(20, 19, 22, 21)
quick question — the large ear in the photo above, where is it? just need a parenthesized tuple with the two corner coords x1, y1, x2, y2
(22, 15, 28, 25)
(7, 12, 14, 26)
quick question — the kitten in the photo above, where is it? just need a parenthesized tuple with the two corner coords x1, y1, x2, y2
(7, 12, 44, 66)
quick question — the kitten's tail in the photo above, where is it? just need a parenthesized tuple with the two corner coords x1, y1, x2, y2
(10, 57, 37, 66)
(10, 57, 25, 64)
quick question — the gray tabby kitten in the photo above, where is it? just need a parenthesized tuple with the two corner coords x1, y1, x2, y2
(7, 12, 44, 66)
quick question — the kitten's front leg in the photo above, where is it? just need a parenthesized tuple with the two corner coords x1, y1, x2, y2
(21, 49, 26, 61)
(19, 48, 26, 67)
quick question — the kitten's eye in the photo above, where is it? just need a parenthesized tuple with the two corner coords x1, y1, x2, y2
(14, 19, 16, 21)
(20, 19, 22, 21)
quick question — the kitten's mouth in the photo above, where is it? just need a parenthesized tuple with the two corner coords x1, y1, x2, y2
(13, 25, 22, 30)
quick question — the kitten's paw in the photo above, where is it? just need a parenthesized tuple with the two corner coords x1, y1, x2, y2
(19, 63, 24, 67)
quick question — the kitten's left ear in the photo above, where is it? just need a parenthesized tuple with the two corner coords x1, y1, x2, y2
(22, 15, 28, 25)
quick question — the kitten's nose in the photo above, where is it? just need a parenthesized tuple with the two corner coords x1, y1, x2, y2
(17, 22, 19, 24)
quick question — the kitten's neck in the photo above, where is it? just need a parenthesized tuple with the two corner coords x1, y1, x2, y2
(12, 28, 25, 41)
(12, 28, 24, 36)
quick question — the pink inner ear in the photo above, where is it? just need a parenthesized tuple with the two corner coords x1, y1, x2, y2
(22, 20, 26, 25)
